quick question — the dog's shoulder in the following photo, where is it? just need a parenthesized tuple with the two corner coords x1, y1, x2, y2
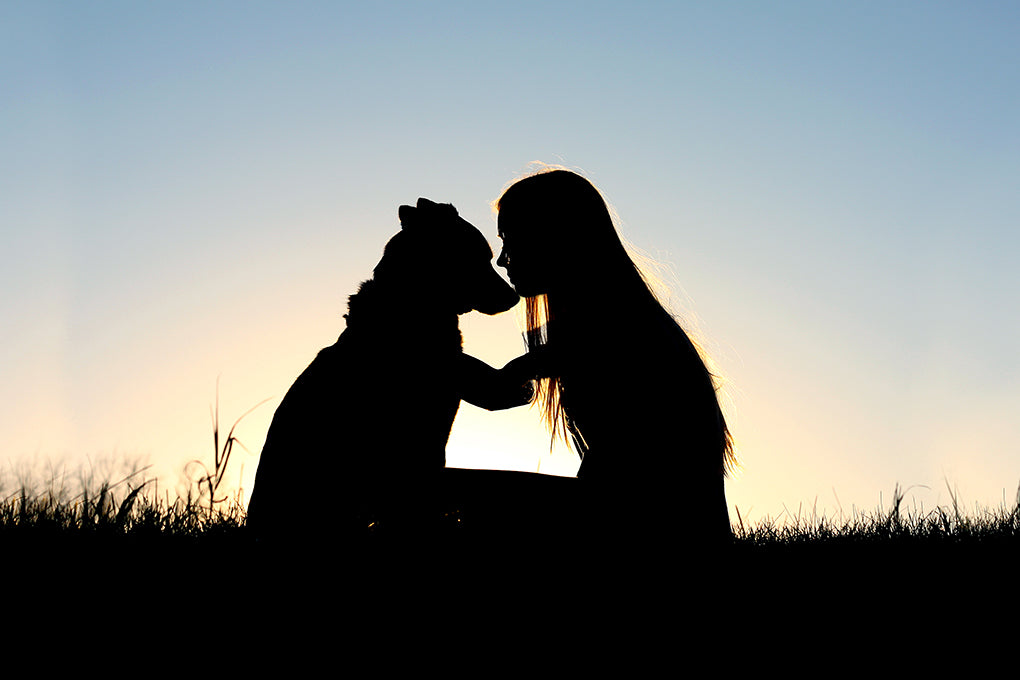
(344, 277, 463, 351)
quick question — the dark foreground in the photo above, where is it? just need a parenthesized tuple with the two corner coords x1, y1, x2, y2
(3, 474, 1017, 656)
(3, 515, 1016, 670)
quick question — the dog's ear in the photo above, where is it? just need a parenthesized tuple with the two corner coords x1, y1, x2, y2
(398, 204, 417, 230)
(415, 197, 444, 211)
(399, 198, 459, 231)
(416, 198, 459, 219)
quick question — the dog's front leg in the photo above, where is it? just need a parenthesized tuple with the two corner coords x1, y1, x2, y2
(458, 354, 534, 411)
(500, 345, 556, 383)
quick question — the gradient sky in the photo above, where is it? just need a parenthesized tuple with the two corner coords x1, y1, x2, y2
(3, 2, 1018, 524)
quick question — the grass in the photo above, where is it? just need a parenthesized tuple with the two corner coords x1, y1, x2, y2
(4, 465, 1017, 555)
(733, 481, 1020, 550)
(2, 462, 1016, 628)
(2, 388, 1017, 608)
(6, 383, 1015, 560)
(0, 462, 247, 549)
(8, 404, 1012, 647)
(0, 385, 261, 560)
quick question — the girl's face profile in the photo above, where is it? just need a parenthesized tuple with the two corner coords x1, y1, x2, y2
(497, 207, 549, 298)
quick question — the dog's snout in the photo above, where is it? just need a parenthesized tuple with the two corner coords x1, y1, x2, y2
(473, 266, 519, 315)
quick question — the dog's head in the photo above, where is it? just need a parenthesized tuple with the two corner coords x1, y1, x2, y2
(373, 198, 519, 315)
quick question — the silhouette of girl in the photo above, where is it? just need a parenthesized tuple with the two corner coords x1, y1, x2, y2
(495, 168, 736, 545)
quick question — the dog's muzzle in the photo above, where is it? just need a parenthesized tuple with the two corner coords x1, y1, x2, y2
(474, 268, 519, 315)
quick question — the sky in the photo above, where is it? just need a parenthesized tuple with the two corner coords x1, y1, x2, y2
(2, 1, 1018, 525)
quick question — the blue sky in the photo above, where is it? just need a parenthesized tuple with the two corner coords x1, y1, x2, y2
(2, 2, 1018, 522)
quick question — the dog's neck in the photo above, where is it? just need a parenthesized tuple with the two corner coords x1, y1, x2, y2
(343, 279, 462, 345)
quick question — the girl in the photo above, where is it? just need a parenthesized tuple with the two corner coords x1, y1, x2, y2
(495, 168, 735, 544)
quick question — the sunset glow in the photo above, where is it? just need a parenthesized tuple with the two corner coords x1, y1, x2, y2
(3, 2, 1019, 525)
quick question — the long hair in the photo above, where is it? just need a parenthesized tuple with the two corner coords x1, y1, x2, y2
(495, 167, 736, 476)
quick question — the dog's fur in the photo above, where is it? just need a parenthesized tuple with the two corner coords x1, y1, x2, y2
(246, 199, 522, 541)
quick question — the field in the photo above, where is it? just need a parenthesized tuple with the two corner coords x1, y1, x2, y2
(3, 460, 1016, 575)
(2, 459, 1014, 657)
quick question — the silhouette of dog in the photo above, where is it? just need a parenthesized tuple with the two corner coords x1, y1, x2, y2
(247, 199, 525, 542)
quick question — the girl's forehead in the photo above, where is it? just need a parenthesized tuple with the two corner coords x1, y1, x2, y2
(496, 210, 510, 236)
(497, 205, 526, 232)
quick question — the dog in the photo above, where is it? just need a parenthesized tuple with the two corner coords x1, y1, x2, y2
(246, 198, 526, 542)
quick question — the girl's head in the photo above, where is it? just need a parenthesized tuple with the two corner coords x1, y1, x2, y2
(495, 168, 636, 299)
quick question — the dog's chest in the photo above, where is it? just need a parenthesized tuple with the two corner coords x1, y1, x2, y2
(340, 326, 463, 423)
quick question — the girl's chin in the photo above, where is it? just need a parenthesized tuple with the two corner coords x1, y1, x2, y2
(508, 274, 551, 298)
(514, 286, 545, 298)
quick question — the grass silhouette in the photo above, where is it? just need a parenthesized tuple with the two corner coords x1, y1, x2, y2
(2, 457, 1015, 629)
(4, 462, 1017, 556)
(733, 481, 1020, 549)
(2, 388, 1016, 618)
